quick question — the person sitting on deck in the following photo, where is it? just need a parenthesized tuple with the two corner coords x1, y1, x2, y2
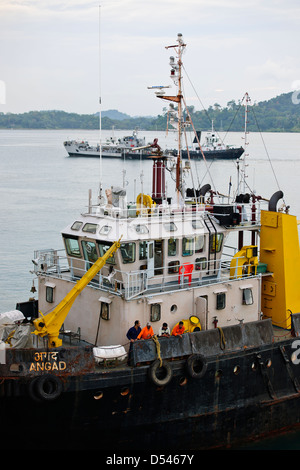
(171, 321, 185, 337)
(137, 322, 154, 340)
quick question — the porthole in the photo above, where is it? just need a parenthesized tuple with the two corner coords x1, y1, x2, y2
(251, 362, 257, 371)
(215, 369, 223, 378)
(179, 376, 187, 386)
(94, 391, 103, 400)
(233, 365, 240, 375)
(266, 359, 272, 368)
(120, 387, 130, 396)
(170, 304, 177, 313)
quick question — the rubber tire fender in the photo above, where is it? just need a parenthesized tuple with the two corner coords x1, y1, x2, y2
(186, 354, 207, 379)
(28, 376, 43, 402)
(148, 359, 173, 386)
(36, 374, 63, 401)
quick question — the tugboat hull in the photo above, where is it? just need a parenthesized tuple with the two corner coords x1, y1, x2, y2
(1, 318, 300, 450)
(182, 147, 244, 160)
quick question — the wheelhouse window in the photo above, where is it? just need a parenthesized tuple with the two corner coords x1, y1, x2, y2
(195, 235, 205, 253)
(164, 222, 177, 232)
(120, 242, 136, 264)
(243, 288, 253, 305)
(192, 220, 203, 229)
(168, 238, 177, 256)
(99, 225, 112, 235)
(81, 240, 98, 264)
(209, 233, 224, 253)
(71, 221, 83, 231)
(65, 236, 81, 258)
(135, 224, 149, 234)
(97, 241, 115, 264)
(82, 223, 98, 234)
(182, 237, 194, 256)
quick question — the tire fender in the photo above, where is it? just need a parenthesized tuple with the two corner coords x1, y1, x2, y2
(148, 359, 173, 386)
(186, 354, 207, 379)
(36, 374, 63, 401)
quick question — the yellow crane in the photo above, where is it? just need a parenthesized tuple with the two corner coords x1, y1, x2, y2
(33, 237, 122, 348)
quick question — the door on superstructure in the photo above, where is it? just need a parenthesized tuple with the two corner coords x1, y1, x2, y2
(154, 240, 164, 276)
(196, 295, 208, 330)
(147, 241, 155, 278)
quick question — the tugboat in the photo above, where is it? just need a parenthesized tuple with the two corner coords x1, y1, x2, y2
(181, 121, 245, 160)
(1, 34, 300, 452)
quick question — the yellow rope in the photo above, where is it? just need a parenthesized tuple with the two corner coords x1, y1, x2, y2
(5, 329, 15, 346)
(217, 327, 226, 350)
(152, 335, 162, 367)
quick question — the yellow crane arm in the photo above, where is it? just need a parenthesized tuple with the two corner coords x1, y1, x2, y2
(33, 237, 122, 348)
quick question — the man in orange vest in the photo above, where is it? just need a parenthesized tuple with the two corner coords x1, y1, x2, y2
(172, 321, 185, 337)
(137, 322, 154, 340)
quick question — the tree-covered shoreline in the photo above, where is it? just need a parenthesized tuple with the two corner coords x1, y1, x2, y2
(0, 91, 300, 132)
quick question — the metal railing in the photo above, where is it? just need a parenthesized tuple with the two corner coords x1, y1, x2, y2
(83, 198, 267, 228)
(33, 249, 262, 300)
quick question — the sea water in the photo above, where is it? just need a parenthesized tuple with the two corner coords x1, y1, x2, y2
(1, 128, 300, 449)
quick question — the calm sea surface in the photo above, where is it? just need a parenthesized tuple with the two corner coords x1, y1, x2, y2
(1, 128, 300, 450)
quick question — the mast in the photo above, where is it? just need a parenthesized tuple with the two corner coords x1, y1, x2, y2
(158, 33, 186, 200)
(241, 92, 250, 194)
(98, 4, 103, 202)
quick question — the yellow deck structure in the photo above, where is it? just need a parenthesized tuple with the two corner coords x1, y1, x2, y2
(260, 210, 300, 329)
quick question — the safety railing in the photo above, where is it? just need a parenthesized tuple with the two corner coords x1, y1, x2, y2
(33, 249, 263, 300)
(83, 197, 267, 228)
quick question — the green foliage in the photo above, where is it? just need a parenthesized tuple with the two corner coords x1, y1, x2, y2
(0, 92, 300, 131)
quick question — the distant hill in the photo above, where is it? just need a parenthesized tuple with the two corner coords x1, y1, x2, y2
(0, 91, 300, 131)
(98, 109, 131, 120)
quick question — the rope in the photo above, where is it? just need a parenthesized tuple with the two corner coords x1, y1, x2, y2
(217, 327, 226, 350)
(152, 335, 162, 367)
(250, 106, 282, 194)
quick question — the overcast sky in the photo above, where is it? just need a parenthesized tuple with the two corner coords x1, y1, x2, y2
(0, 0, 299, 116)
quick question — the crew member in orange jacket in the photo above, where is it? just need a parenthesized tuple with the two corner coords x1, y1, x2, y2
(171, 321, 185, 337)
(138, 322, 154, 340)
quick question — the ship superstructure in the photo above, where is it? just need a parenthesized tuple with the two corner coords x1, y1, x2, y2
(35, 34, 266, 349)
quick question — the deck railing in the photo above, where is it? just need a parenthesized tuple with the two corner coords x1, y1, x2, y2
(81, 196, 268, 228)
(33, 248, 262, 300)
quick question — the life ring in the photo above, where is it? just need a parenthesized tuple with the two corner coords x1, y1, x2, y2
(136, 193, 156, 215)
(35, 374, 63, 401)
(186, 354, 207, 379)
(148, 359, 173, 386)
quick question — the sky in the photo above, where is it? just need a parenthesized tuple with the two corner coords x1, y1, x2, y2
(0, 0, 300, 117)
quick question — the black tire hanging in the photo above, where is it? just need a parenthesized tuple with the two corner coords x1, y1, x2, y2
(35, 374, 63, 401)
(186, 354, 207, 379)
(28, 376, 43, 402)
(148, 359, 173, 386)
